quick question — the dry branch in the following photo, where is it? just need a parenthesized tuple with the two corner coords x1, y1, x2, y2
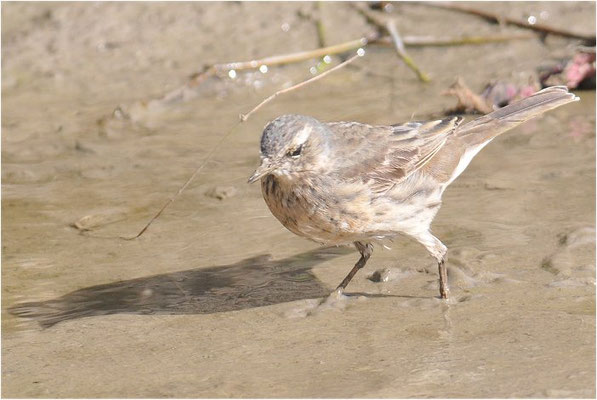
(349, 2, 388, 35)
(397, 33, 534, 47)
(350, 3, 430, 82)
(140, 36, 376, 111)
(442, 78, 493, 114)
(213, 37, 373, 73)
(386, 20, 430, 82)
(421, 2, 596, 43)
(315, 2, 327, 48)
(240, 52, 363, 122)
(119, 123, 241, 240)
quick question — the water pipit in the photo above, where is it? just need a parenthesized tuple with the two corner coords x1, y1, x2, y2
(248, 86, 578, 299)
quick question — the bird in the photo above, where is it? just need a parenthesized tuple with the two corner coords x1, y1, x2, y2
(248, 86, 578, 299)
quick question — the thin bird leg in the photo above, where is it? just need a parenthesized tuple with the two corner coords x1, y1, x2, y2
(438, 258, 449, 299)
(409, 231, 449, 300)
(336, 242, 372, 291)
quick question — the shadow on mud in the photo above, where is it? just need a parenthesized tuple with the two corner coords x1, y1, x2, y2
(9, 246, 354, 328)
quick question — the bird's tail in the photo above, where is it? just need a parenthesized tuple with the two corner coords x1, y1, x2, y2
(455, 86, 579, 147)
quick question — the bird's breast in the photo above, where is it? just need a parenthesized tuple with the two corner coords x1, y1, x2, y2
(260, 173, 444, 245)
(260, 174, 371, 245)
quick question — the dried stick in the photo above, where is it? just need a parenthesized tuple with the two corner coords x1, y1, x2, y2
(421, 2, 596, 42)
(398, 33, 534, 46)
(240, 52, 363, 122)
(193, 33, 532, 77)
(386, 20, 431, 82)
(297, 2, 328, 48)
(119, 122, 241, 240)
(442, 77, 493, 114)
(182, 33, 535, 80)
(350, 3, 430, 82)
(315, 1, 327, 48)
(213, 37, 372, 73)
(349, 2, 388, 35)
(139, 36, 375, 110)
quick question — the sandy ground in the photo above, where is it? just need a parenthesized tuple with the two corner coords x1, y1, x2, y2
(2, 2, 595, 398)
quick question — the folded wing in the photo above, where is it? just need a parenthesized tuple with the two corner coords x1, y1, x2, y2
(328, 117, 463, 193)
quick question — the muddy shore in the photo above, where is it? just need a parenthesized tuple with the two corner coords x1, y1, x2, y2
(2, 2, 595, 397)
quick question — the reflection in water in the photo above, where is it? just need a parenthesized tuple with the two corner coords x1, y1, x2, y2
(9, 247, 352, 328)
(439, 303, 453, 337)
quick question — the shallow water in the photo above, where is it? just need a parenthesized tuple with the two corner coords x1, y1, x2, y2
(2, 2, 595, 398)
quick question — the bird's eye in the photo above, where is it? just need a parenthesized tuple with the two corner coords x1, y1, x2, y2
(288, 145, 303, 158)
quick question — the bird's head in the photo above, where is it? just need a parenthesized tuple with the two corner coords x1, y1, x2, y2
(248, 114, 330, 183)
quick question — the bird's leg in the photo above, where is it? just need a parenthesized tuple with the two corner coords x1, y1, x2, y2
(409, 231, 449, 299)
(438, 257, 449, 300)
(336, 242, 373, 291)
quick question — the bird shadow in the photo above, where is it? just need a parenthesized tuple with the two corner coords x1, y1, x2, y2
(9, 246, 362, 328)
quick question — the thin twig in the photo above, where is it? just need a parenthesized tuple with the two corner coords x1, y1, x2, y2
(386, 20, 430, 82)
(398, 33, 534, 46)
(350, 3, 430, 82)
(420, 2, 596, 43)
(213, 36, 373, 73)
(315, 1, 327, 48)
(119, 51, 366, 240)
(576, 45, 596, 54)
(240, 51, 363, 122)
(297, 2, 328, 49)
(119, 122, 242, 240)
(349, 2, 388, 36)
(442, 77, 493, 114)
(137, 36, 375, 111)
(196, 33, 531, 76)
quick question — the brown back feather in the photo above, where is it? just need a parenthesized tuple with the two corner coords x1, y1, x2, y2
(328, 117, 463, 193)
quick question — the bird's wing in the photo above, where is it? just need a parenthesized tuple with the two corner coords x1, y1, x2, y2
(328, 116, 463, 193)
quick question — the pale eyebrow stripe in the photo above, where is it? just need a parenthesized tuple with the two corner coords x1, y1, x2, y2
(293, 125, 313, 146)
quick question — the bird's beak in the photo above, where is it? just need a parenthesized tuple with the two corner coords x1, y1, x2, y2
(248, 158, 275, 184)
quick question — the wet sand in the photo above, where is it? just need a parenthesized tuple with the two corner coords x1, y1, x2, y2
(2, 2, 595, 398)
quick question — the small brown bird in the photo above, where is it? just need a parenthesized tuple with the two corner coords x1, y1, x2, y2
(248, 86, 578, 299)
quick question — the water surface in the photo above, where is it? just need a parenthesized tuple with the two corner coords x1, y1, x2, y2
(2, 2, 595, 397)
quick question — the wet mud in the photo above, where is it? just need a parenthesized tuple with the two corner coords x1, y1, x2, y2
(2, 2, 595, 398)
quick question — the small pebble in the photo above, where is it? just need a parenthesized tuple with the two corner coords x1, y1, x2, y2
(72, 212, 126, 231)
(205, 186, 237, 200)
